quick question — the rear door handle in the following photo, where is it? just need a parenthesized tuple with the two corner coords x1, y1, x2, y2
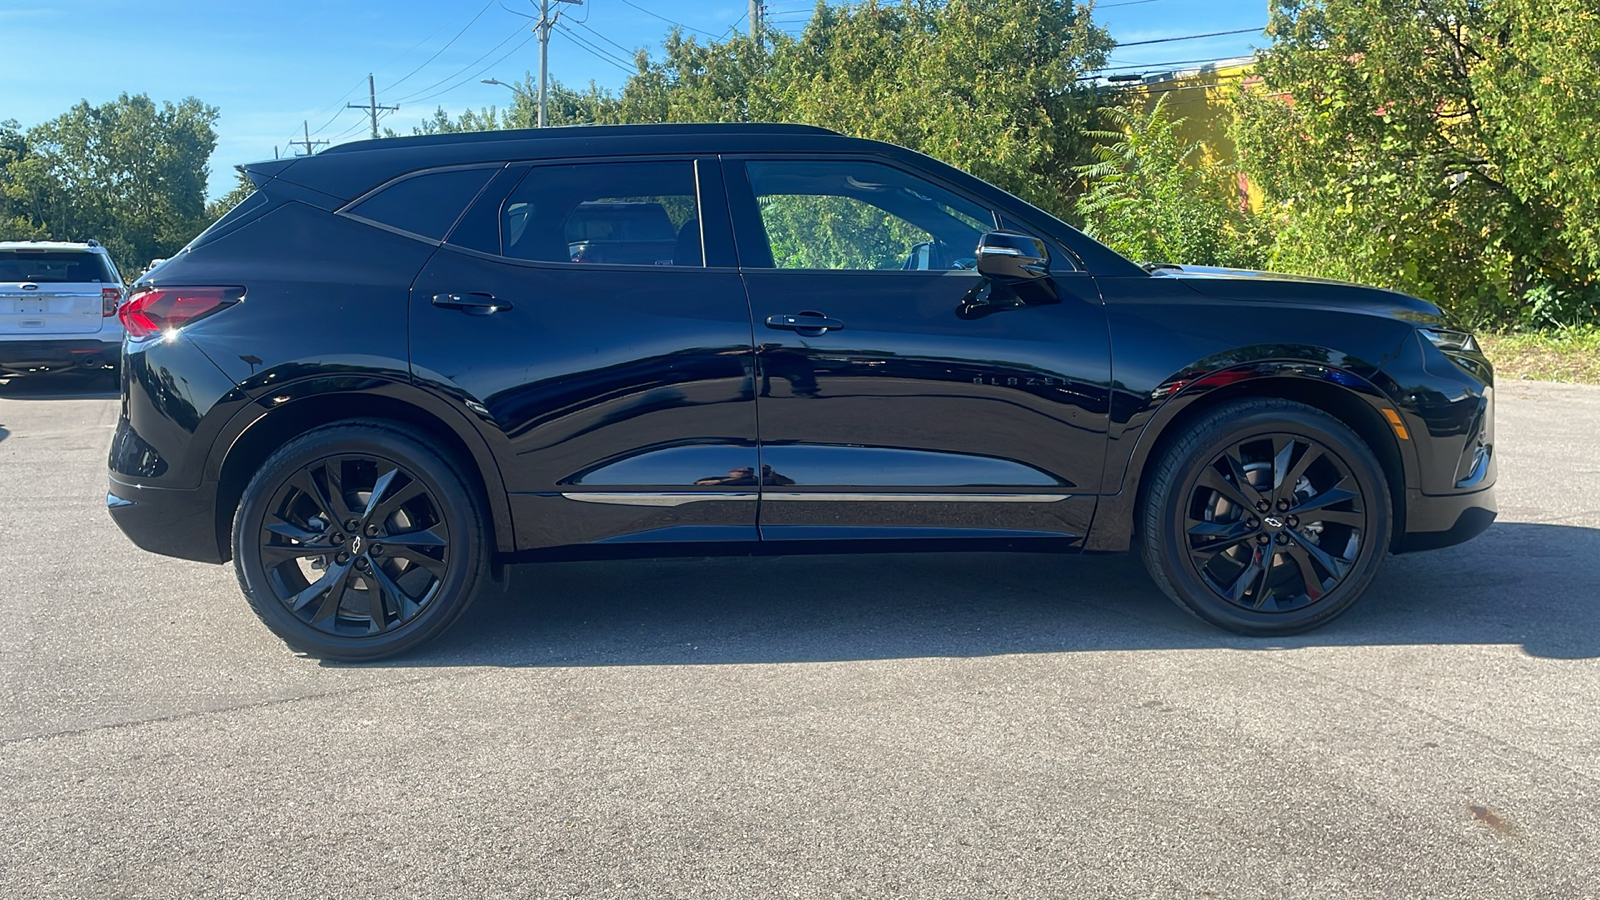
(765, 312, 843, 334)
(431, 292, 510, 316)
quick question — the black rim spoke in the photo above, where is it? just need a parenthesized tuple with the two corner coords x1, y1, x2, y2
(261, 454, 450, 638)
(1270, 437, 1296, 492)
(366, 475, 426, 526)
(1284, 543, 1326, 601)
(320, 461, 361, 526)
(1277, 443, 1322, 500)
(368, 563, 423, 622)
(1199, 466, 1256, 512)
(389, 544, 448, 575)
(1223, 450, 1268, 508)
(1288, 479, 1359, 516)
(1185, 431, 1366, 614)
(384, 526, 448, 551)
(1289, 529, 1353, 580)
(1305, 509, 1364, 528)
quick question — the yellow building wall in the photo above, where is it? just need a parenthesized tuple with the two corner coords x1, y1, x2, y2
(1126, 62, 1265, 213)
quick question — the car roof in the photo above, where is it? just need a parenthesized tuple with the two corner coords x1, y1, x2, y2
(0, 241, 110, 254)
(241, 123, 900, 204)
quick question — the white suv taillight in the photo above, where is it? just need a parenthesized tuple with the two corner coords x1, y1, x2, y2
(102, 287, 122, 316)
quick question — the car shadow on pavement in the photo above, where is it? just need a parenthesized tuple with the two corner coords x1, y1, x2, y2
(0, 373, 118, 400)
(372, 520, 1600, 669)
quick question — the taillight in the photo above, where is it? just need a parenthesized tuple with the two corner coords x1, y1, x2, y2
(118, 286, 243, 340)
(101, 287, 122, 316)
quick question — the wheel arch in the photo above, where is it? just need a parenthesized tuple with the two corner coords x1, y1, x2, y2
(208, 381, 514, 562)
(1090, 364, 1414, 553)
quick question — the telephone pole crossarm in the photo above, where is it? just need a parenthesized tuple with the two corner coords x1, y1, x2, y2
(287, 120, 329, 157)
(348, 73, 399, 140)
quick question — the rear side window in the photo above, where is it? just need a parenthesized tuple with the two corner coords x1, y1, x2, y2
(348, 167, 498, 241)
(495, 161, 704, 267)
(0, 250, 116, 284)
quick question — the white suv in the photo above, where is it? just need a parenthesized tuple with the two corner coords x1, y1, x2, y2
(0, 240, 126, 377)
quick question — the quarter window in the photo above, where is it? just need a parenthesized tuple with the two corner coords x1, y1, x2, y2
(744, 160, 994, 271)
(348, 167, 497, 240)
(500, 161, 703, 267)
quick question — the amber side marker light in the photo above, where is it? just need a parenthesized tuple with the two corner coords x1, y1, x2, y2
(1381, 408, 1410, 440)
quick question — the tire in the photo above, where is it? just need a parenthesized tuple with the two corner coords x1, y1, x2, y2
(1139, 398, 1391, 635)
(232, 420, 489, 660)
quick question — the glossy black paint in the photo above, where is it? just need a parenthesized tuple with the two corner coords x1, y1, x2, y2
(107, 123, 1495, 569)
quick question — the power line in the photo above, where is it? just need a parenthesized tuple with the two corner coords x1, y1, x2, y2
(405, 30, 542, 105)
(615, 0, 723, 38)
(393, 23, 530, 103)
(572, 19, 637, 58)
(556, 22, 636, 73)
(1116, 26, 1264, 48)
(384, 0, 497, 93)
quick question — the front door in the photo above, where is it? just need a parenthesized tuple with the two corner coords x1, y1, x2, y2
(410, 157, 761, 549)
(725, 157, 1111, 542)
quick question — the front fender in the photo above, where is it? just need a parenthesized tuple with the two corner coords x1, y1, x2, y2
(1086, 359, 1419, 552)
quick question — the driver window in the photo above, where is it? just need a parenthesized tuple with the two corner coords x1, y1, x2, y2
(745, 160, 994, 271)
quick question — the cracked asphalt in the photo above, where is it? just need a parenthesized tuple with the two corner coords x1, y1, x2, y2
(2, 374, 1598, 898)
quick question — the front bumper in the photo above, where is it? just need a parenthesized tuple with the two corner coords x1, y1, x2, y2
(1397, 484, 1497, 553)
(0, 337, 120, 374)
(107, 476, 226, 563)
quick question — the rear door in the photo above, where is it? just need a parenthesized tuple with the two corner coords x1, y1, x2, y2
(0, 248, 115, 335)
(408, 157, 762, 550)
(726, 156, 1111, 543)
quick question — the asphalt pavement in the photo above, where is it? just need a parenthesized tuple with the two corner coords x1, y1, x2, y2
(1, 373, 1597, 898)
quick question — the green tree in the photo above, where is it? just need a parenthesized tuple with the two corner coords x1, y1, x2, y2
(204, 169, 256, 221)
(0, 120, 49, 241)
(1232, 0, 1598, 326)
(595, 1, 1111, 222)
(0, 94, 219, 273)
(1075, 94, 1265, 268)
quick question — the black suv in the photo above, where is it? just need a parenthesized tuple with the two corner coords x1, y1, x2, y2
(108, 124, 1497, 659)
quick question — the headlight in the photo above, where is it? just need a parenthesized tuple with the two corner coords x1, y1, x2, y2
(1420, 327, 1480, 354)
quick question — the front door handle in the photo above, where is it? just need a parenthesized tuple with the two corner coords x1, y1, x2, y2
(431, 292, 511, 316)
(765, 312, 844, 335)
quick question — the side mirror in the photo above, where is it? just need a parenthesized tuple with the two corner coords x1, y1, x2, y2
(975, 232, 1050, 281)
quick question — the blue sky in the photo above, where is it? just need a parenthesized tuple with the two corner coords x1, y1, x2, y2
(0, 0, 1269, 199)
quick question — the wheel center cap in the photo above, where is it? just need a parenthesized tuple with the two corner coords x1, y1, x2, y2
(350, 534, 364, 554)
(1263, 517, 1285, 530)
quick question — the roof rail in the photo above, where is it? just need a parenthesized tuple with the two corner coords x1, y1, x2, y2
(318, 122, 843, 155)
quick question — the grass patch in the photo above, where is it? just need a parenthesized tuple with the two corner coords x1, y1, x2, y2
(1478, 326, 1600, 385)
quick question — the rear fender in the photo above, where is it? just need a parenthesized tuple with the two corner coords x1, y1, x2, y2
(206, 374, 516, 555)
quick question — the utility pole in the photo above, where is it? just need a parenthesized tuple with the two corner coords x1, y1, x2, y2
(348, 73, 399, 140)
(536, 0, 583, 128)
(749, 0, 763, 44)
(287, 121, 328, 157)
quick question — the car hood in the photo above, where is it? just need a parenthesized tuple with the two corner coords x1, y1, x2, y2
(1148, 264, 1448, 326)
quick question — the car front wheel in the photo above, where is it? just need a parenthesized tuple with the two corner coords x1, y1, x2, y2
(1140, 398, 1392, 635)
(232, 421, 489, 660)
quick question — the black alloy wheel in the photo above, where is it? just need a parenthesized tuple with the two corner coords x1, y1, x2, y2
(1140, 398, 1391, 635)
(233, 421, 488, 660)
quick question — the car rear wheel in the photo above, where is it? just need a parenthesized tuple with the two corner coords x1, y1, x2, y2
(1140, 399, 1391, 635)
(232, 421, 488, 660)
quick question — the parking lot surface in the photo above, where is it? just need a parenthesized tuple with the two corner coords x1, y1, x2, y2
(2, 374, 1597, 898)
